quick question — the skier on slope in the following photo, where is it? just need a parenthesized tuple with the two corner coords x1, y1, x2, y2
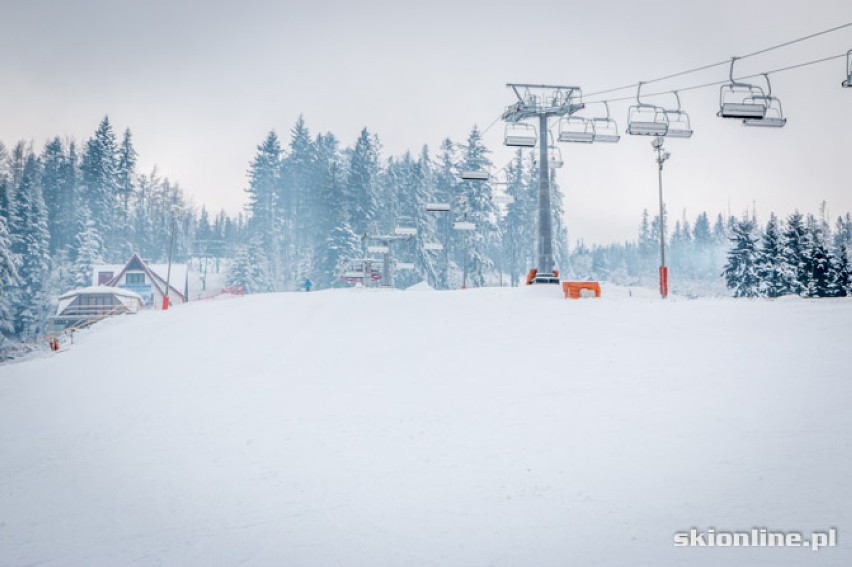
(304, 278, 313, 292)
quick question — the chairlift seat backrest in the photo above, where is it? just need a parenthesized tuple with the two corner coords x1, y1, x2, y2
(548, 146, 564, 168)
(591, 118, 620, 143)
(461, 170, 489, 180)
(719, 101, 767, 119)
(742, 96, 786, 127)
(718, 78, 767, 119)
(504, 123, 537, 147)
(558, 116, 595, 143)
(627, 105, 669, 136)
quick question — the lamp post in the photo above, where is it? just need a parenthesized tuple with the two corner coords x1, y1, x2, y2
(163, 206, 180, 310)
(651, 136, 670, 299)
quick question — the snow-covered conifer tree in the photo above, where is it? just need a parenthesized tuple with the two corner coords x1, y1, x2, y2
(12, 155, 52, 340)
(757, 214, 786, 298)
(457, 126, 498, 287)
(723, 218, 760, 298)
(781, 211, 808, 295)
(70, 207, 104, 288)
(0, 214, 21, 346)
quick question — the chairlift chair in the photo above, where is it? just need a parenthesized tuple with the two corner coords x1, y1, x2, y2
(504, 122, 537, 147)
(460, 169, 489, 181)
(661, 92, 693, 138)
(590, 102, 620, 143)
(548, 145, 564, 168)
(718, 57, 767, 119)
(393, 217, 417, 236)
(665, 112, 693, 138)
(843, 50, 851, 88)
(741, 75, 787, 128)
(452, 221, 476, 231)
(558, 116, 595, 143)
(627, 83, 669, 136)
(627, 106, 669, 136)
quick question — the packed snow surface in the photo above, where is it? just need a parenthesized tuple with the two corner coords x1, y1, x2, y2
(1, 285, 850, 566)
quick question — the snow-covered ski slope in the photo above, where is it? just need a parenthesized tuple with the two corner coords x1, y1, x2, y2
(1, 285, 850, 566)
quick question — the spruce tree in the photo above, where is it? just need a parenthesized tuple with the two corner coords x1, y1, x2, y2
(723, 219, 760, 298)
(320, 223, 361, 287)
(81, 116, 119, 259)
(227, 246, 256, 294)
(116, 128, 137, 258)
(40, 138, 66, 255)
(458, 126, 498, 287)
(346, 128, 379, 237)
(501, 150, 532, 286)
(0, 214, 21, 346)
(245, 131, 283, 289)
(781, 211, 808, 295)
(12, 155, 52, 340)
(757, 214, 786, 298)
(802, 226, 832, 298)
(830, 241, 851, 297)
(70, 207, 104, 288)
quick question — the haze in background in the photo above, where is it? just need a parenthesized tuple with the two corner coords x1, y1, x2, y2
(2, 0, 850, 243)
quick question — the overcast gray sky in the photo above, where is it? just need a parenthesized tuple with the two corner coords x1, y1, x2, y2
(1, 0, 850, 243)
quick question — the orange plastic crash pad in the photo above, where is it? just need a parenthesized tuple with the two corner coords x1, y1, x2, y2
(562, 281, 601, 299)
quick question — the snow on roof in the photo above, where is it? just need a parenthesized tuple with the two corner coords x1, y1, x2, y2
(59, 286, 145, 300)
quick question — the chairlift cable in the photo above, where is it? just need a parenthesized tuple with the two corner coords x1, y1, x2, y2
(585, 51, 849, 104)
(480, 113, 504, 136)
(738, 21, 852, 60)
(584, 22, 852, 98)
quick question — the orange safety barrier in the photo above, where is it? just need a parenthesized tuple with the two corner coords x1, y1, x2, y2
(525, 269, 537, 285)
(562, 281, 601, 299)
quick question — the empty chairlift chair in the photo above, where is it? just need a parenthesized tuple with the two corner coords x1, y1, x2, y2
(460, 169, 489, 181)
(548, 145, 564, 169)
(394, 217, 417, 236)
(718, 57, 767, 119)
(842, 50, 851, 88)
(504, 122, 537, 147)
(663, 92, 693, 139)
(627, 82, 669, 136)
(558, 116, 595, 143)
(742, 75, 786, 128)
(590, 101, 620, 143)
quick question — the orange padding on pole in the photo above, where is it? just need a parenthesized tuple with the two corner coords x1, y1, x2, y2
(659, 266, 668, 298)
(562, 281, 602, 299)
(525, 269, 537, 285)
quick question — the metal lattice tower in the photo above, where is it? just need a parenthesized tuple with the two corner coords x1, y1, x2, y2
(502, 84, 584, 277)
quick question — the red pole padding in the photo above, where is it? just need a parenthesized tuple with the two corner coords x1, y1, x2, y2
(162, 296, 170, 310)
(659, 266, 668, 298)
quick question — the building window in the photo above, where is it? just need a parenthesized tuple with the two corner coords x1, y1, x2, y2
(97, 271, 113, 285)
(126, 272, 145, 285)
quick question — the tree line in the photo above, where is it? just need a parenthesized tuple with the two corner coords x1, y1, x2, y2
(2, 114, 849, 350)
